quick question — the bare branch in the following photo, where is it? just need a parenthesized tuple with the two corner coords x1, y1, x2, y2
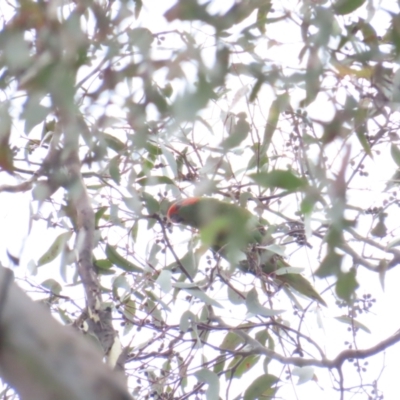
(211, 314, 400, 370)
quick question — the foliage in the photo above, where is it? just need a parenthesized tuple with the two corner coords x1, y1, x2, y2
(1, 0, 400, 399)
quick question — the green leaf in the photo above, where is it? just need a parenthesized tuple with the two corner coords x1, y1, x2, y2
(391, 144, 400, 168)
(112, 274, 131, 300)
(262, 93, 288, 153)
(128, 27, 154, 53)
(336, 268, 359, 302)
(355, 127, 370, 156)
(123, 195, 142, 214)
(22, 97, 50, 135)
(371, 214, 387, 238)
(94, 206, 108, 227)
(133, 0, 143, 18)
(145, 142, 162, 157)
(142, 192, 160, 215)
(172, 77, 215, 121)
(137, 176, 175, 186)
(335, 315, 371, 333)
(256, 2, 272, 34)
(37, 231, 72, 267)
(148, 242, 162, 265)
(175, 247, 199, 278)
(123, 299, 136, 320)
(104, 133, 125, 152)
(386, 236, 400, 249)
(228, 354, 260, 379)
(213, 355, 226, 374)
(334, 0, 366, 15)
(144, 297, 165, 327)
(195, 369, 220, 400)
(220, 331, 245, 351)
(249, 77, 264, 103)
(3, 31, 31, 70)
(41, 278, 62, 295)
(243, 374, 279, 400)
(211, 46, 230, 87)
(160, 144, 178, 177)
(155, 270, 172, 293)
(301, 187, 320, 214)
(164, 0, 211, 23)
(250, 170, 307, 191)
(378, 259, 388, 291)
(261, 244, 286, 257)
(221, 112, 250, 150)
(179, 310, 197, 332)
(274, 266, 304, 275)
(227, 285, 246, 305)
(246, 288, 284, 317)
(93, 258, 114, 275)
(303, 47, 322, 106)
(182, 287, 223, 308)
(94, 259, 113, 270)
(109, 156, 121, 184)
(105, 244, 143, 272)
(316, 250, 342, 278)
(255, 329, 270, 346)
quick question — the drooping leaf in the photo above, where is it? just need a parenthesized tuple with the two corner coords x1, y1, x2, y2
(179, 310, 197, 332)
(160, 144, 178, 177)
(246, 289, 284, 317)
(142, 192, 160, 215)
(41, 278, 62, 295)
(105, 244, 143, 272)
(227, 285, 246, 305)
(334, 0, 366, 15)
(136, 176, 175, 186)
(22, 95, 50, 135)
(195, 369, 220, 400)
(336, 268, 359, 302)
(109, 156, 121, 184)
(256, 2, 272, 34)
(377, 260, 388, 291)
(228, 354, 260, 379)
(391, 144, 400, 167)
(37, 231, 72, 267)
(155, 270, 172, 293)
(182, 287, 223, 308)
(316, 250, 343, 278)
(262, 93, 289, 153)
(355, 108, 372, 158)
(250, 170, 307, 191)
(243, 374, 279, 400)
(335, 315, 371, 333)
(249, 77, 264, 103)
(220, 330, 245, 351)
(104, 133, 125, 152)
(94, 206, 108, 227)
(302, 47, 322, 106)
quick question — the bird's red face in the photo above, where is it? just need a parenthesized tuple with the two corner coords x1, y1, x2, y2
(167, 203, 183, 223)
(167, 198, 199, 223)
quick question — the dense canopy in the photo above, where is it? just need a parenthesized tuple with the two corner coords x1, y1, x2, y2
(1, 1, 400, 399)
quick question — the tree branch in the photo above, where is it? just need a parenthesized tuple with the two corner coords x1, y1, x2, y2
(211, 315, 400, 369)
(0, 266, 131, 400)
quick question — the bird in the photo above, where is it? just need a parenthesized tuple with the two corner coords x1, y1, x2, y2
(167, 197, 326, 306)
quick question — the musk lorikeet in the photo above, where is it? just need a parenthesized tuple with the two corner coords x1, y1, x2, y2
(167, 197, 327, 307)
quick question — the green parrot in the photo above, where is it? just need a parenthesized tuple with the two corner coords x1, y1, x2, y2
(167, 197, 327, 307)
